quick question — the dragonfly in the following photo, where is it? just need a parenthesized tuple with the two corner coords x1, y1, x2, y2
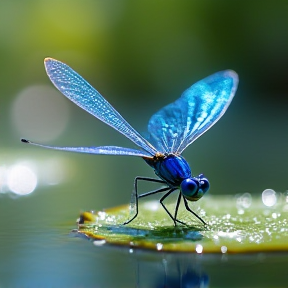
(21, 58, 238, 226)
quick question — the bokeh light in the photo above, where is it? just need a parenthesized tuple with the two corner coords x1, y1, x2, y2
(0, 157, 71, 196)
(6, 164, 37, 195)
(12, 85, 70, 142)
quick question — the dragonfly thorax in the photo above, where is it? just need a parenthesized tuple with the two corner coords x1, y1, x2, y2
(144, 154, 210, 202)
(144, 154, 191, 186)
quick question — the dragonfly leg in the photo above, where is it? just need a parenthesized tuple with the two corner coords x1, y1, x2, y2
(183, 197, 206, 225)
(173, 192, 188, 226)
(123, 176, 167, 225)
(138, 186, 170, 198)
(159, 188, 178, 226)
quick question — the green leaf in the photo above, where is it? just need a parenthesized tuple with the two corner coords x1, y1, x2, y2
(77, 193, 288, 253)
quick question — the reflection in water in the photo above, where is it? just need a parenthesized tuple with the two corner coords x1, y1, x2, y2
(136, 253, 209, 288)
(130, 249, 288, 288)
(179, 269, 209, 288)
(157, 262, 209, 288)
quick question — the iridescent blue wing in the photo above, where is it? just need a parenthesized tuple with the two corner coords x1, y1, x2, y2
(42, 58, 157, 157)
(147, 70, 238, 154)
(21, 139, 152, 157)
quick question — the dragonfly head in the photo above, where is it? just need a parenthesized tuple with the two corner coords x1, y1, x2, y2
(180, 174, 209, 201)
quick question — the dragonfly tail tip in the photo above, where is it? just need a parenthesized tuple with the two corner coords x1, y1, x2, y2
(21, 138, 30, 144)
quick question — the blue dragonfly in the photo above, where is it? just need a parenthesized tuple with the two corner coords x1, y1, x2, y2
(21, 58, 238, 226)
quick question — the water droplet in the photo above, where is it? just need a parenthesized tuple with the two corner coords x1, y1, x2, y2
(221, 246, 227, 253)
(262, 189, 277, 207)
(156, 243, 163, 251)
(93, 239, 106, 246)
(196, 244, 203, 254)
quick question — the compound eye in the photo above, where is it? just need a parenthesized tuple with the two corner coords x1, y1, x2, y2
(180, 178, 199, 201)
(199, 177, 210, 194)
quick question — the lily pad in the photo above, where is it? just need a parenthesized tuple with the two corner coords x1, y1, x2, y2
(77, 192, 288, 253)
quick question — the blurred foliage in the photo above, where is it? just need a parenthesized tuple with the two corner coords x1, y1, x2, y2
(0, 0, 287, 201)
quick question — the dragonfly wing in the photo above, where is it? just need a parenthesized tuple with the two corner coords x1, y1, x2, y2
(147, 70, 238, 153)
(21, 139, 152, 157)
(44, 58, 157, 156)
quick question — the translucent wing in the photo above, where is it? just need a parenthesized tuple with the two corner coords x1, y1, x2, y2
(44, 58, 157, 156)
(21, 139, 152, 157)
(147, 70, 238, 154)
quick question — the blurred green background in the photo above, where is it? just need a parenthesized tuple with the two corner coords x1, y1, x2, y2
(0, 0, 287, 287)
